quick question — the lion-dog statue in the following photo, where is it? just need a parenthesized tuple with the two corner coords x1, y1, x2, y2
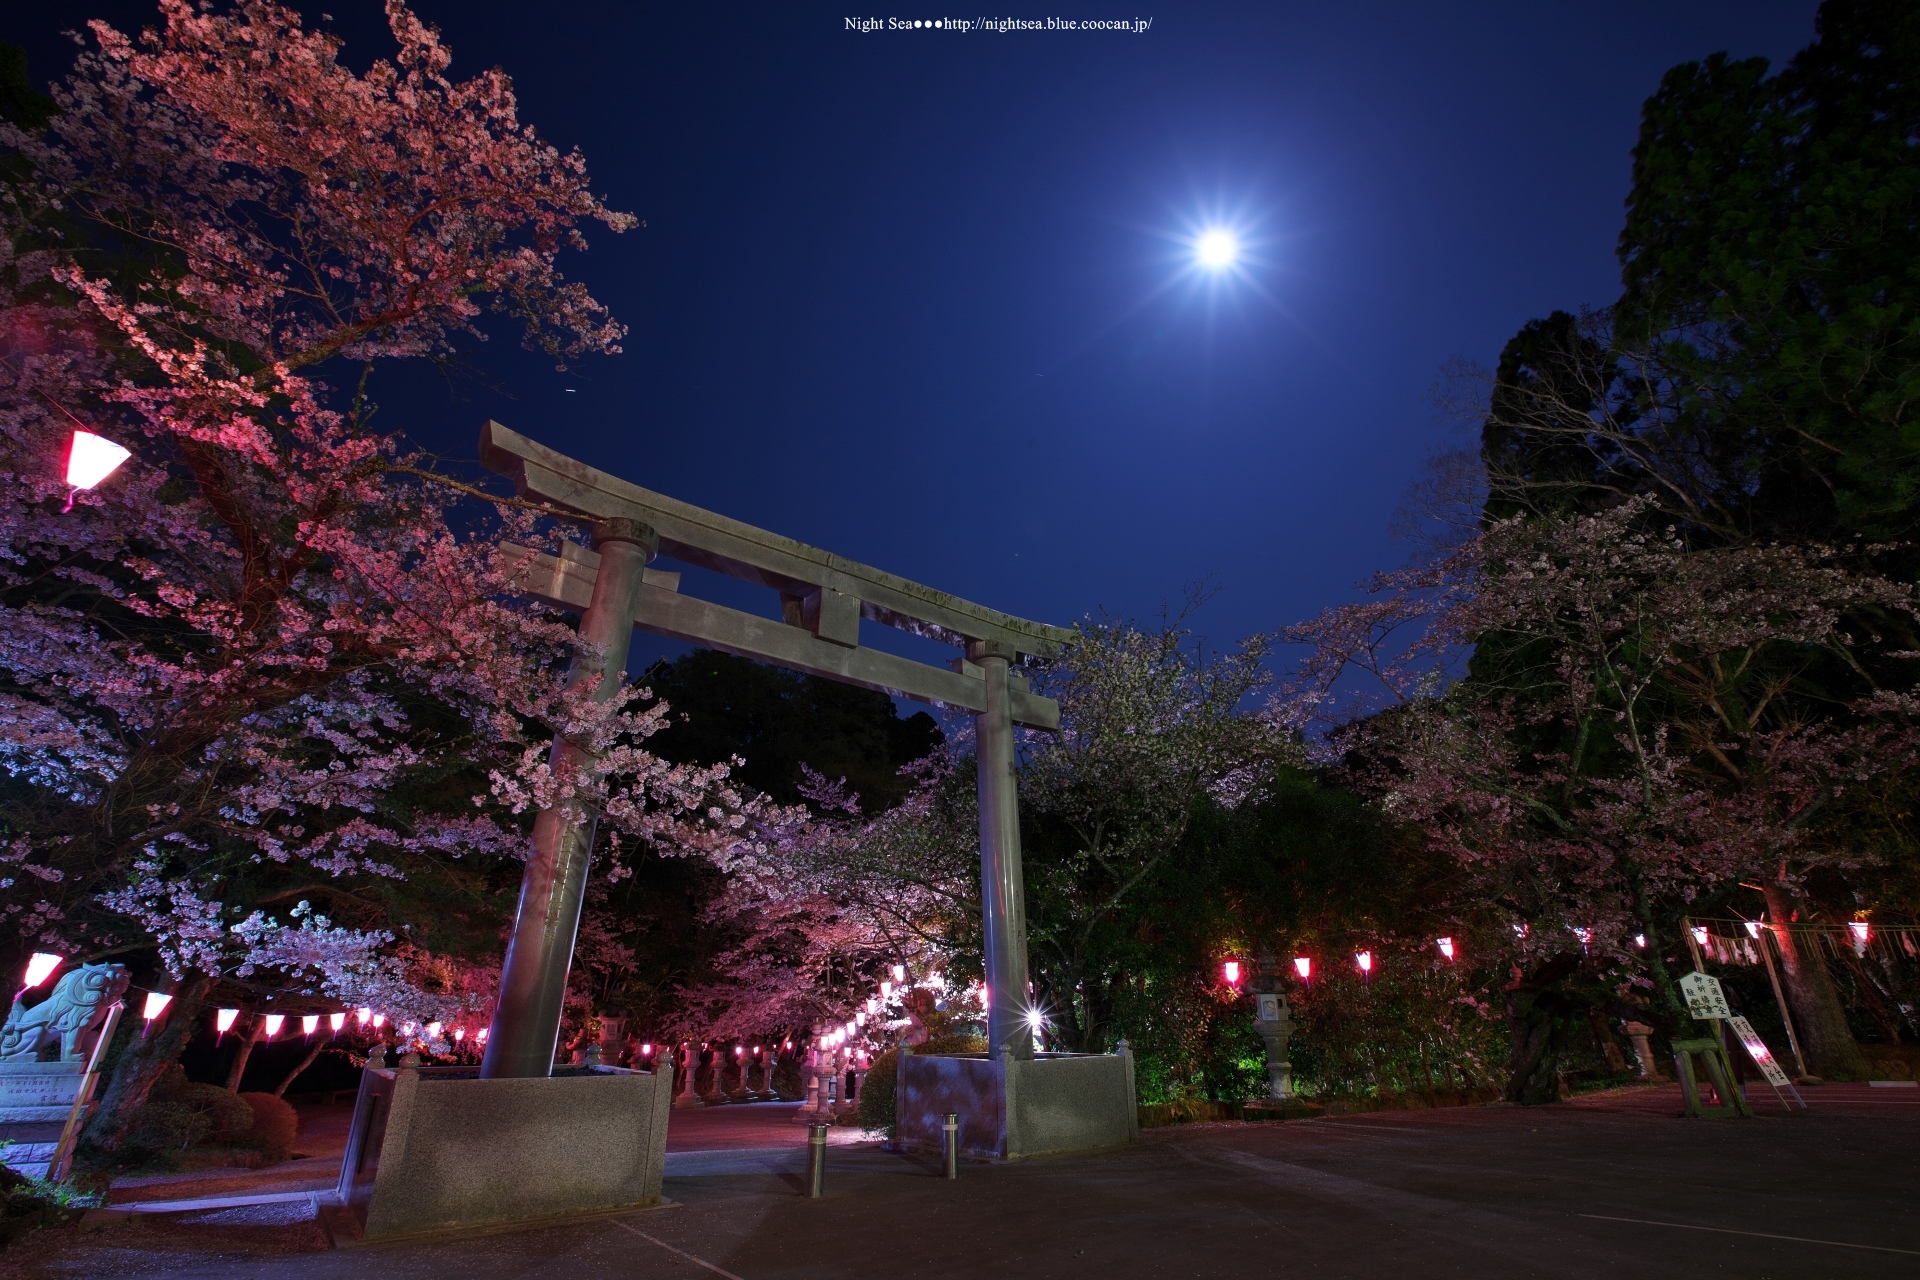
(0, 963, 131, 1062)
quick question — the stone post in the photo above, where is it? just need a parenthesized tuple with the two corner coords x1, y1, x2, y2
(970, 639, 1033, 1062)
(482, 520, 659, 1079)
(1622, 1022, 1661, 1080)
(598, 1016, 626, 1067)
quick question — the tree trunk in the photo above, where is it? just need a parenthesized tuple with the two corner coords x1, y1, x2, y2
(224, 1016, 263, 1091)
(1763, 879, 1868, 1081)
(273, 1037, 329, 1097)
(80, 972, 213, 1156)
(1503, 956, 1581, 1105)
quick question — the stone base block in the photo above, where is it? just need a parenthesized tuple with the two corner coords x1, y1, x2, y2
(897, 1050, 1138, 1160)
(335, 1064, 672, 1245)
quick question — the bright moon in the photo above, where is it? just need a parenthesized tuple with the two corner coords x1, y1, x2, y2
(1196, 228, 1238, 270)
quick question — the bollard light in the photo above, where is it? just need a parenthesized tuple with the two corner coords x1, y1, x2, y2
(474, 1026, 485, 1043)
(330, 1011, 346, 1032)
(1850, 921, 1870, 945)
(892, 964, 907, 984)
(216, 1008, 239, 1035)
(1744, 921, 1761, 938)
(22, 953, 62, 990)
(356, 1007, 371, 1025)
(1436, 937, 1455, 960)
(142, 991, 172, 1021)
(1293, 957, 1311, 982)
(302, 1014, 319, 1037)
(264, 1013, 284, 1038)
(1356, 951, 1372, 974)
(641, 1042, 653, 1056)
(372, 1014, 386, 1029)
(1223, 960, 1241, 987)
(736, 1045, 745, 1057)
(880, 981, 893, 999)
(426, 1021, 442, 1039)
(855, 1010, 867, 1027)
(1634, 934, 1647, 948)
(1690, 926, 1709, 946)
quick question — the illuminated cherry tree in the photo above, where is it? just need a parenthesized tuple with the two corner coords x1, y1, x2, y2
(0, 1, 772, 1133)
(1283, 500, 1920, 1081)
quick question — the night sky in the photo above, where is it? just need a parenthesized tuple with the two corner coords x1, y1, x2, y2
(17, 2, 1822, 674)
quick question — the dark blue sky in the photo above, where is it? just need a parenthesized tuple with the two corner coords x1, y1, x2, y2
(19, 2, 1822, 671)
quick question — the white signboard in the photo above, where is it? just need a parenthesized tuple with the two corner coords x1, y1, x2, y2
(1679, 970, 1731, 1021)
(1727, 1016, 1793, 1088)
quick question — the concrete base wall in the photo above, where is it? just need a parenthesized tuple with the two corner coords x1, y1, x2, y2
(338, 1064, 673, 1243)
(898, 1050, 1137, 1160)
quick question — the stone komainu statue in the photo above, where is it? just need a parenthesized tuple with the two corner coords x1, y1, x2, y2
(0, 963, 131, 1062)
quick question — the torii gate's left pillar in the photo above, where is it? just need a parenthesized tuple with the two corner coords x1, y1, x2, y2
(483, 518, 658, 1079)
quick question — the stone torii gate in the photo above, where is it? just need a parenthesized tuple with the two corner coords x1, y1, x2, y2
(474, 420, 1070, 1081)
(337, 423, 1130, 1240)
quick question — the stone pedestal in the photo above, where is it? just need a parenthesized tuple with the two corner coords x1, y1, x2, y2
(1622, 1022, 1661, 1080)
(333, 1064, 672, 1245)
(896, 1050, 1137, 1160)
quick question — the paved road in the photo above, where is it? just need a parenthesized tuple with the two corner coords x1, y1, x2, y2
(22, 1085, 1920, 1280)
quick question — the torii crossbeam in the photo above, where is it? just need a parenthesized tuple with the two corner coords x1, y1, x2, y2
(476, 421, 1069, 1079)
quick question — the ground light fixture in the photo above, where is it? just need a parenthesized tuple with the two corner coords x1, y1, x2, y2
(1294, 957, 1312, 983)
(1690, 926, 1709, 946)
(21, 953, 61, 990)
(356, 1007, 371, 1025)
(302, 1015, 319, 1037)
(63, 430, 131, 509)
(1634, 934, 1647, 948)
(216, 1009, 239, 1035)
(264, 1013, 285, 1038)
(1436, 937, 1455, 960)
(892, 963, 907, 984)
(372, 1014, 386, 1029)
(426, 1021, 442, 1039)
(330, 1012, 345, 1032)
(1222, 960, 1241, 987)
(880, 981, 892, 998)
(1744, 922, 1762, 938)
(1356, 951, 1372, 976)
(473, 1026, 484, 1043)
(641, 1042, 653, 1056)
(142, 991, 172, 1021)
(453, 1028, 465, 1042)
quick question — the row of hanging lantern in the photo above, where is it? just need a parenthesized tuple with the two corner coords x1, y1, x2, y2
(15, 953, 473, 1047)
(1220, 937, 1461, 990)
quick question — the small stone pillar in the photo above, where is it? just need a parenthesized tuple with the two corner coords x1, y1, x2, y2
(1622, 1022, 1660, 1080)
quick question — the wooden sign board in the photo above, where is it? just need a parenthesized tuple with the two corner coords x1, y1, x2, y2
(1679, 970, 1732, 1021)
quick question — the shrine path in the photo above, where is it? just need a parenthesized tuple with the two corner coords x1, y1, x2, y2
(18, 1082, 1920, 1280)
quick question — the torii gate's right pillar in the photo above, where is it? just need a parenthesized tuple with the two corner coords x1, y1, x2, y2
(970, 640, 1033, 1062)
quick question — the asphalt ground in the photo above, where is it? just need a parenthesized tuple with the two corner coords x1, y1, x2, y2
(12, 1083, 1919, 1280)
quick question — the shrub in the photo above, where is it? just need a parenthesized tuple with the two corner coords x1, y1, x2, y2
(233, 1093, 299, 1164)
(121, 1068, 254, 1169)
(857, 1048, 898, 1132)
(771, 1057, 805, 1101)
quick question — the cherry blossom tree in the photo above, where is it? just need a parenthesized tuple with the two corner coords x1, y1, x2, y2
(1, 1, 770, 1146)
(1284, 500, 1920, 1082)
